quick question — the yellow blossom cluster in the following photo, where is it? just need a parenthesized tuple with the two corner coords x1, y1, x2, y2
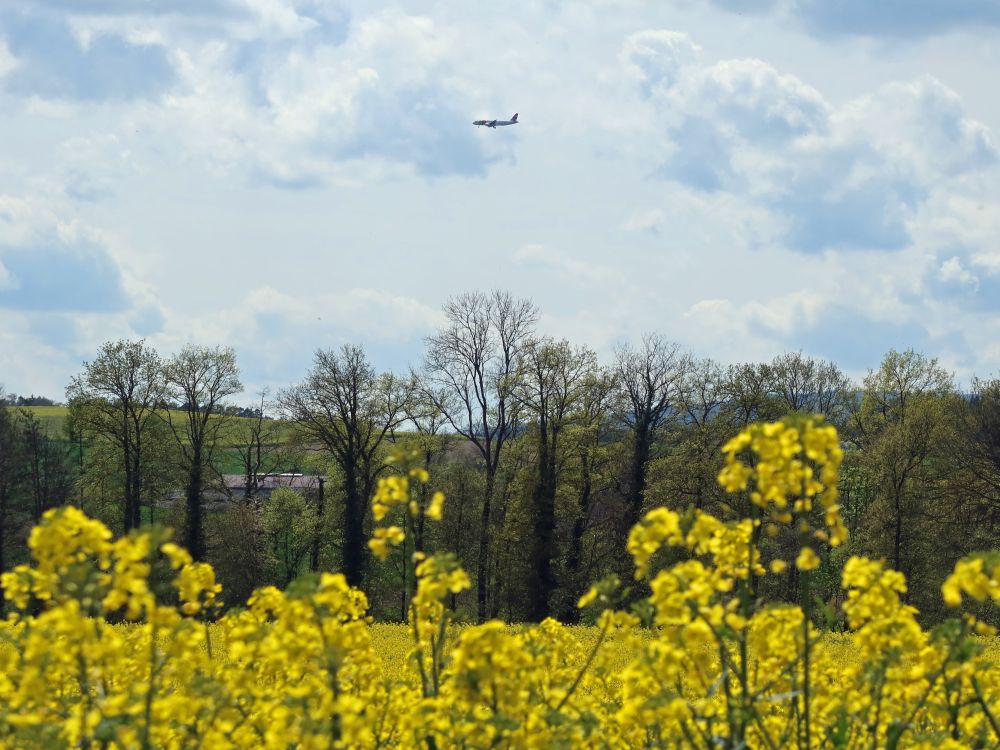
(1, 418, 1000, 748)
(718, 415, 848, 570)
(368, 463, 445, 561)
(942, 554, 1000, 609)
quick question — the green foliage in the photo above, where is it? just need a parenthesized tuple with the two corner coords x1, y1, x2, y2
(263, 487, 317, 588)
(208, 503, 267, 608)
(10, 337, 1000, 629)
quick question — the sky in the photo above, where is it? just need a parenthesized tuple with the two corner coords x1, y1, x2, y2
(1, 0, 999, 399)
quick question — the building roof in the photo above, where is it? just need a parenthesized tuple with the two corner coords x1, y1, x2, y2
(221, 473, 321, 491)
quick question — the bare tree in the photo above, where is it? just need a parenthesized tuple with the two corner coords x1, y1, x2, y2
(769, 351, 817, 414)
(769, 351, 853, 427)
(423, 290, 538, 621)
(66, 340, 167, 532)
(680, 357, 727, 429)
(280, 344, 411, 589)
(615, 334, 689, 530)
(164, 345, 242, 561)
(406, 380, 454, 471)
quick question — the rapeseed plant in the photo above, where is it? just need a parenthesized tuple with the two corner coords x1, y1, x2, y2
(0, 415, 998, 748)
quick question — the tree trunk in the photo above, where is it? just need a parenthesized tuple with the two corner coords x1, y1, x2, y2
(562, 452, 592, 623)
(185, 448, 204, 560)
(0, 483, 7, 599)
(343, 465, 365, 589)
(893, 490, 903, 572)
(450, 478, 467, 612)
(627, 426, 652, 530)
(123, 454, 135, 532)
(130, 451, 143, 530)
(476, 471, 496, 623)
(528, 419, 557, 622)
(310, 477, 325, 573)
(27, 434, 42, 522)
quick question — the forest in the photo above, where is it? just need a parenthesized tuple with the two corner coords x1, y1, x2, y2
(2, 289, 999, 626)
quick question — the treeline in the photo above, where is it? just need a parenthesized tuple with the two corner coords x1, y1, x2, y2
(0, 393, 57, 407)
(3, 289, 1000, 625)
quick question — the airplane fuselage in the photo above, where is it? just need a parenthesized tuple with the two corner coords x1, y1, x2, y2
(473, 113, 518, 128)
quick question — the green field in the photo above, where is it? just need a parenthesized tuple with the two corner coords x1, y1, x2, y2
(5, 405, 444, 478)
(10, 405, 70, 434)
(5, 405, 303, 474)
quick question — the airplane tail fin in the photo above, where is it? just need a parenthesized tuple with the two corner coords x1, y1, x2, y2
(511, 113, 518, 122)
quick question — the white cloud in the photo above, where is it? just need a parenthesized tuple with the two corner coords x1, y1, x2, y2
(623, 207, 665, 233)
(22, 97, 79, 118)
(621, 30, 700, 94)
(0, 3, 999, 393)
(154, 285, 442, 354)
(514, 244, 622, 286)
(140, 285, 445, 392)
(0, 194, 59, 246)
(622, 33, 998, 252)
(684, 289, 825, 340)
(939, 256, 978, 289)
(129, 8, 507, 185)
(971, 251, 1000, 276)
(239, 0, 320, 37)
(0, 38, 18, 79)
(0, 314, 69, 397)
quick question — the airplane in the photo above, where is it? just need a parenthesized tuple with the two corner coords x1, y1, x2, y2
(473, 113, 518, 128)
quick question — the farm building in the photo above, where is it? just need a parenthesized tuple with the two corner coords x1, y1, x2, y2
(220, 473, 322, 501)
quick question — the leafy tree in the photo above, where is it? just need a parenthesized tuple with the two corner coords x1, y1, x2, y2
(517, 338, 596, 621)
(647, 357, 730, 514)
(209, 502, 268, 607)
(66, 340, 168, 532)
(0, 390, 75, 595)
(556, 367, 618, 621)
(850, 350, 957, 596)
(263, 487, 317, 588)
(721, 361, 778, 427)
(164, 345, 242, 561)
(14, 409, 74, 522)
(953, 377, 1000, 526)
(0, 388, 19, 588)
